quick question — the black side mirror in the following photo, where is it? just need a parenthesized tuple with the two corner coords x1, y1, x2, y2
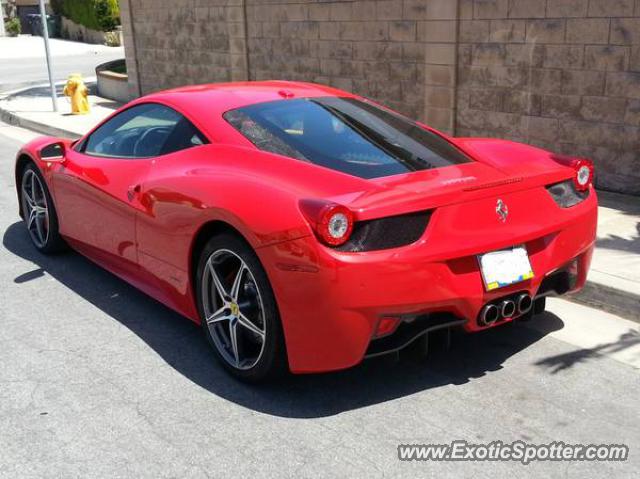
(39, 142, 65, 163)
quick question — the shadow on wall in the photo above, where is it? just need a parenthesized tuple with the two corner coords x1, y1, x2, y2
(6, 220, 629, 419)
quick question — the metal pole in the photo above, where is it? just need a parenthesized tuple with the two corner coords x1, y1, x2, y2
(0, 0, 6, 37)
(38, 0, 58, 112)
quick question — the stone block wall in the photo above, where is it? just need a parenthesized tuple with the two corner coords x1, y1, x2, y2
(244, 0, 457, 131)
(120, 0, 640, 194)
(457, 0, 640, 194)
(120, 0, 248, 99)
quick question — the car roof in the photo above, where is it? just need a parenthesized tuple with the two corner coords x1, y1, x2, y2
(142, 81, 356, 117)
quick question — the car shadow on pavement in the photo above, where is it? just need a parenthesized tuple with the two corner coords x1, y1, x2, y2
(4, 221, 566, 419)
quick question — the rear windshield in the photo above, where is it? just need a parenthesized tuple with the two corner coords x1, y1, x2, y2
(223, 97, 472, 179)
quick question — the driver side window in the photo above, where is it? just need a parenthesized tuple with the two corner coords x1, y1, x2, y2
(82, 103, 207, 158)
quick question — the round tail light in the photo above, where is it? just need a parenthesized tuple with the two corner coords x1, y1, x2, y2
(318, 204, 354, 246)
(551, 155, 594, 192)
(573, 159, 594, 192)
(299, 200, 354, 246)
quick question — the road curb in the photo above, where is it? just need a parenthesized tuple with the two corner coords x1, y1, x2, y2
(568, 281, 640, 323)
(0, 107, 81, 139)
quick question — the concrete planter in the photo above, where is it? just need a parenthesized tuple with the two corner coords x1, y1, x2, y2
(60, 16, 120, 46)
(96, 59, 128, 103)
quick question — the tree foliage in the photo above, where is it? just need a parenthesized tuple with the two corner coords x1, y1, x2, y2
(51, 0, 120, 32)
(5, 18, 21, 37)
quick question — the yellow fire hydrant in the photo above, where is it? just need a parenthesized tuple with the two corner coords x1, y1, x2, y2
(62, 74, 90, 114)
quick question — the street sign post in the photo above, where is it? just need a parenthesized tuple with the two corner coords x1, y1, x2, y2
(39, 0, 58, 112)
(0, 0, 6, 37)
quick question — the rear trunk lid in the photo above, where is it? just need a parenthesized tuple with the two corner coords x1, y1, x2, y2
(332, 147, 570, 222)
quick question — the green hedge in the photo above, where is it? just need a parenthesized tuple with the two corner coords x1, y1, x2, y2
(51, 0, 120, 32)
(5, 18, 21, 37)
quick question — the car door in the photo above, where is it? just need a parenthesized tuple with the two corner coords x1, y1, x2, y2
(51, 103, 195, 274)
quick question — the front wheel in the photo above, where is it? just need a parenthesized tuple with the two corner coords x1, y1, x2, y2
(196, 233, 287, 382)
(20, 164, 66, 254)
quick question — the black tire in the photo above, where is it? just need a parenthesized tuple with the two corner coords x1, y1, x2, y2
(20, 163, 66, 254)
(195, 233, 287, 382)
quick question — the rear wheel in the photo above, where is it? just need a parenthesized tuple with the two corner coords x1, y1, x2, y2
(20, 164, 65, 254)
(196, 233, 287, 381)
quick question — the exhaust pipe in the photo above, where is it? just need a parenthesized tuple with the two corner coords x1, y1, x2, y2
(500, 300, 516, 318)
(517, 294, 533, 315)
(479, 304, 499, 326)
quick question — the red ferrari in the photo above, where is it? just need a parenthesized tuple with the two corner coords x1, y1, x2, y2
(14, 81, 597, 380)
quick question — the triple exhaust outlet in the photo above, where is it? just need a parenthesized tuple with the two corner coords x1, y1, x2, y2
(479, 293, 533, 326)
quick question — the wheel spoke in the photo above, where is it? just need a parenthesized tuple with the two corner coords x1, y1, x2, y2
(30, 173, 37, 203)
(27, 208, 36, 228)
(229, 321, 240, 366)
(206, 305, 232, 325)
(238, 312, 265, 338)
(23, 189, 35, 209)
(34, 214, 45, 244)
(207, 259, 229, 300)
(230, 263, 247, 301)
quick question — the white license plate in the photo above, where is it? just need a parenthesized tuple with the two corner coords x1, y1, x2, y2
(478, 246, 534, 291)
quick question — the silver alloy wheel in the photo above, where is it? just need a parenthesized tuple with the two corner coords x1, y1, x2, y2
(21, 169, 50, 249)
(201, 249, 267, 370)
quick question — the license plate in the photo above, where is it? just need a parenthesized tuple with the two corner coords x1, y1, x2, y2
(478, 246, 534, 291)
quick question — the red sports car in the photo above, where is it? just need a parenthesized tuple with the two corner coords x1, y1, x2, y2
(14, 81, 597, 380)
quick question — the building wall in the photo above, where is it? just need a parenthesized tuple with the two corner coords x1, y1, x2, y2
(457, 0, 640, 194)
(120, 0, 249, 99)
(120, 0, 458, 132)
(120, 0, 640, 194)
(244, 0, 458, 131)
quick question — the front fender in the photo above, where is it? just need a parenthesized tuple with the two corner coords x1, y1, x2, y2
(14, 136, 72, 217)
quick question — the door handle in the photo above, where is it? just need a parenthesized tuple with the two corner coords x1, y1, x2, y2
(127, 184, 141, 201)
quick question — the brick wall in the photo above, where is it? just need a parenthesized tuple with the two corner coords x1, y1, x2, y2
(120, 0, 640, 194)
(244, 0, 457, 131)
(121, 0, 459, 132)
(120, 0, 247, 99)
(457, 0, 640, 194)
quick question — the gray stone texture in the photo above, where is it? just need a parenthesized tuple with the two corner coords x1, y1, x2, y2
(120, 0, 640, 195)
(457, 0, 640, 194)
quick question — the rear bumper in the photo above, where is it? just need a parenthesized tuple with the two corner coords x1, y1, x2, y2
(259, 188, 597, 373)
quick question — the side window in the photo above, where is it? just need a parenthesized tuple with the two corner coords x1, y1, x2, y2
(81, 103, 207, 159)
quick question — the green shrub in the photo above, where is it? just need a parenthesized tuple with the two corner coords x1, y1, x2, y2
(104, 30, 121, 47)
(50, 0, 120, 32)
(5, 18, 21, 37)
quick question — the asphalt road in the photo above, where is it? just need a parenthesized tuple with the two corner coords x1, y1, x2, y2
(0, 122, 639, 478)
(0, 46, 123, 92)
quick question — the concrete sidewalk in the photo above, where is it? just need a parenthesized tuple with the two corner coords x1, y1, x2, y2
(574, 191, 640, 320)
(0, 81, 121, 138)
(0, 85, 638, 321)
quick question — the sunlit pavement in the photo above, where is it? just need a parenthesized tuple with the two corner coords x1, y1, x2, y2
(0, 122, 638, 478)
(0, 36, 123, 92)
